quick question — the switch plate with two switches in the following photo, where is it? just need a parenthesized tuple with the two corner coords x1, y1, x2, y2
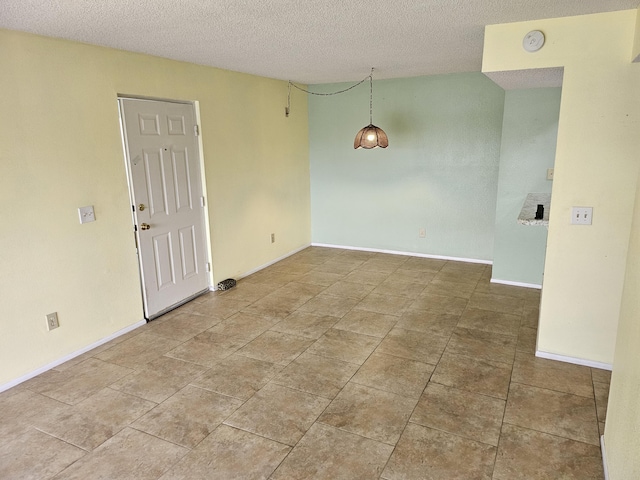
(78, 205, 95, 224)
(571, 207, 593, 225)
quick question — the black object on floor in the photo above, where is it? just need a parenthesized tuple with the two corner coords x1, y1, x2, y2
(217, 278, 237, 291)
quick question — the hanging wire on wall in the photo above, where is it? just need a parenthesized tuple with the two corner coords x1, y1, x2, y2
(286, 68, 389, 149)
(286, 70, 371, 117)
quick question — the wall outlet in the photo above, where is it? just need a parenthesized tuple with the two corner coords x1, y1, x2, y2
(547, 168, 554, 180)
(46, 312, 59, 331)
(419, 228, 426, 238)
(270, 233, 275, 243)
(571, 207, 593, 225)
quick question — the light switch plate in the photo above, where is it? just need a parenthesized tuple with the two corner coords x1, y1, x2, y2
(78, 205, 95, 224)
(547, 168, 554, 180)
(571, 207, 593, 225)
(46, 312, 59, 331)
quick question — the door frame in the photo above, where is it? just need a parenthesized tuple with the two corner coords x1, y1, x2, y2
(117, 95, 214, 320)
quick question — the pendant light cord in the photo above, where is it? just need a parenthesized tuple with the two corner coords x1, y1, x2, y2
(286, 68, 375, 117)
(369, 73, 373, 125)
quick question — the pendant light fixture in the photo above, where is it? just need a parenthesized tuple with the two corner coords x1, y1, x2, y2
(286, 68, 388, 149)
(354, 69, 388, 149)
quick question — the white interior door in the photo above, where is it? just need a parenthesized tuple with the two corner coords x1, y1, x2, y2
(120, 98, 209, 318)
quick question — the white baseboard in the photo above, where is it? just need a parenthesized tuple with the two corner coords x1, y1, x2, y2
(491, 278, 542, 289)
(236, 243, 312, 280)
(601, 435, 609, 480)
(535, 350, 613, 371)
(0, 319, 147, 394)
(311, 243, 492, 265)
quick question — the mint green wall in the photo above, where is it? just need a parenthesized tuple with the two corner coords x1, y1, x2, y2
(309, 73, 505, 261)
(492, 88, 561, 286)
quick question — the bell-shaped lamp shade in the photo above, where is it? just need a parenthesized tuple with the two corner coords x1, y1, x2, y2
(354, 124, 389, 149)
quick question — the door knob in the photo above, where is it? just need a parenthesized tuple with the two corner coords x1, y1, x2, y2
(140, 223, 151, 231)
(138, 204, 146, 211)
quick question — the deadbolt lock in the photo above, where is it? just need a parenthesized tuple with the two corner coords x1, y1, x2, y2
(140, 223, 151, 230)
(138, 204, 146, 211)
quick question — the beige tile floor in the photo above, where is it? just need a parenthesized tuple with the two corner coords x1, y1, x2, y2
(0, 247, 610, 479)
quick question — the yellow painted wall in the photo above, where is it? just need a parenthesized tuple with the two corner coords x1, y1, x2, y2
(483, 10, 640, 365)
(605, 167, 640, 479)
(0, 30, 310, 386)
(633, 7, 640, 61)
(607, 15, 640, 477)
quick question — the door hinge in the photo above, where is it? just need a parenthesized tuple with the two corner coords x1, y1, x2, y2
(194, 125, 200, 136)
(200, 196, 206, 207)
(205, 262, 211, 272)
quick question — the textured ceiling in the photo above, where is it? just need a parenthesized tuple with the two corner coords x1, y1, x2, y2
(1, 0, 638, 84)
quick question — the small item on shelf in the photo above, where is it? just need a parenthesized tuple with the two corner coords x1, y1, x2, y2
(535, 204, 544, 220)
